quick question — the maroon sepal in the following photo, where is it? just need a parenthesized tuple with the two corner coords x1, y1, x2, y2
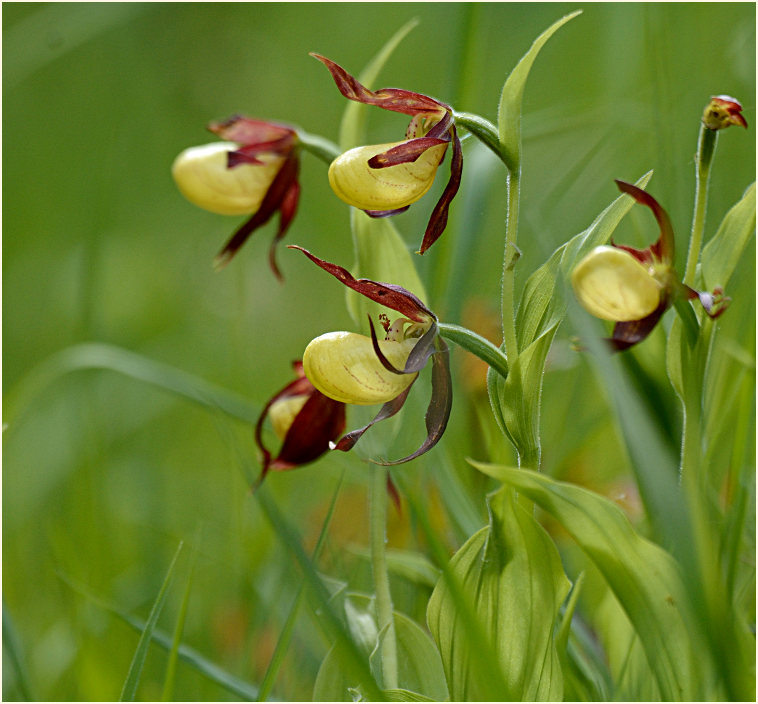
(215, 154, 300, 278)
(419, 126, 463, 254)
(209, 116, 297, 153)
(387, 474, 402, 514)
(607, 301, 668, 352)
(310, 53, 448, 117)
(289, 246, 435, 323)
(254, 361, 346, 488)
(377, 336, 452, 466)
(614, 180, 675, 263)
(368, 137, 449, 168)
(365, 206, 411, 218)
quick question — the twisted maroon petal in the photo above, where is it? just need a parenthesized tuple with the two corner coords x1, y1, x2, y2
(215, 154, 300, 272)
(419, 125, 463, 254)
(615, 180, 675, 263)
(311, 53, 447, 117)
(209, 116, 296, 147)
(289, 246, 435, 322)
(607, 300, 669, 352)
(368, 137, 448, 169)
(364, 206, 411, 218)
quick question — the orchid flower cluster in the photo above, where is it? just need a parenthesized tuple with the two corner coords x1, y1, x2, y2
(172, 53, 746, 487)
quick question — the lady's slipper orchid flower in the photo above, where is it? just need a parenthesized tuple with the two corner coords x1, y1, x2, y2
(702, 95, 748, 131)
(172, 116, 300, 277)
(291, 245, 452, 464)
(572, 180, 729, 350)
(254, 360, 346, 486)
(312, 53, 462, 254)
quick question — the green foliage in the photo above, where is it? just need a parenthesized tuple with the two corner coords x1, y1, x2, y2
(428, 487, 570, 701)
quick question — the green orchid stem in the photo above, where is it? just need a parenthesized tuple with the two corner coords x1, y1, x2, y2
(453, 111, 514, 171)
(684, 124, 717, 287)
(296, 129, 341, 164)
(369, 465, 398, 691)
(437, 322, 509, 379)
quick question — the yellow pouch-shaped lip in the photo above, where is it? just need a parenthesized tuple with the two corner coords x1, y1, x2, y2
(328, 141, 447, 211)
(172, 142, 285, 216)
(571, 245, 662, 321)
(303, 331, 418, 405)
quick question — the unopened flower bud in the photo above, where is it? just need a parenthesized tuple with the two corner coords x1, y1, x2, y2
(702, 95, 748, 131)
(303, 331, 418, 405)
(571, 245, 663, 321)
(328, 141, 448, 211)
(172, 142, 286, 216)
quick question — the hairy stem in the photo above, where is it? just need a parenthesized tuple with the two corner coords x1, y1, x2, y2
(684, 124, 717, 287)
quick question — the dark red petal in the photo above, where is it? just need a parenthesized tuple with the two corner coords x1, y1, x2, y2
(272, 390, 346, 470)
(368, 137, 448, 169)
(289, 246, 435, 322)
(418, 126, 463, 254)
(215, 154, 299, 271)
(228, 135, 297, 164)
(310, 53, 447, 117)
(377, 336, 452, 465)
(364, 206, 410, 218)
(208, 116, 296, 146)
(387, 474, 402, 514)
(607, 300, 668, 352)
(614, 180, 675, 262)
(368, 318, 438, 375)
(333, 385, 414, 453)
(268, 176, 301, 281)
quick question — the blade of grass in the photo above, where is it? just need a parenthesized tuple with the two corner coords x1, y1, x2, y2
(161, 543, 197, 701)
(120, 541, 184, 701)
(4, 342, 260, 433)
(256, 475, 345, 701)
(58, 570, 260, 700)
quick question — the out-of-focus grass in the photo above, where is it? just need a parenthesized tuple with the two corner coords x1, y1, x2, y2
(3, 3, 754, 700)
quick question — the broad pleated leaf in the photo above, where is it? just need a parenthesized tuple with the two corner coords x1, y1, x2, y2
(497, 11, 581, 171)
(471, 462, 704, 701)
(427, 486, 570, 701)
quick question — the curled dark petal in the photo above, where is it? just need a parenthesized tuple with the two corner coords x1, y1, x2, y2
(387, 474, 402, 514)
(365, 206, 410, 218)
(268, 178, 301, 281)
(368, 137, 448, 168)
(215, 154, 299, 273)
(289, 246, 435, 322)
(334, 385, 414, 452)
(310, 53, 447, 117)
(254, 361, 345, 487)
(611, 240, 655, 265)
(228, 135, 297, 165)
(376, 336, 453, 466)
(607, 301, 668, 352)
(418, 125, 463, 254)
(368, 317, 405, 374)
(209, 115, 296, 146)
(614, 180, 675, 262)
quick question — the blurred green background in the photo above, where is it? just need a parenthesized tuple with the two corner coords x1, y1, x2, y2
(3, 3, 754, 700)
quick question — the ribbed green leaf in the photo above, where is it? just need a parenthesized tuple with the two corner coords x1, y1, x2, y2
(700, 181, 756, 291)
(314, 594, 447, 702)
(497, 11, 581, 171)
(427, 486, 570, 701)
(471, 463, 703, 700)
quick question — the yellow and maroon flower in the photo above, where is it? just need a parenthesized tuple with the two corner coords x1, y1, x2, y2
(172, 116, 300, 277)
(254, 360, 346, 485)
(702, 95, 748, 131)
(312, 54, 463, 254)
(291, 246, 452, 464)
(572, 180, 729, 350)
